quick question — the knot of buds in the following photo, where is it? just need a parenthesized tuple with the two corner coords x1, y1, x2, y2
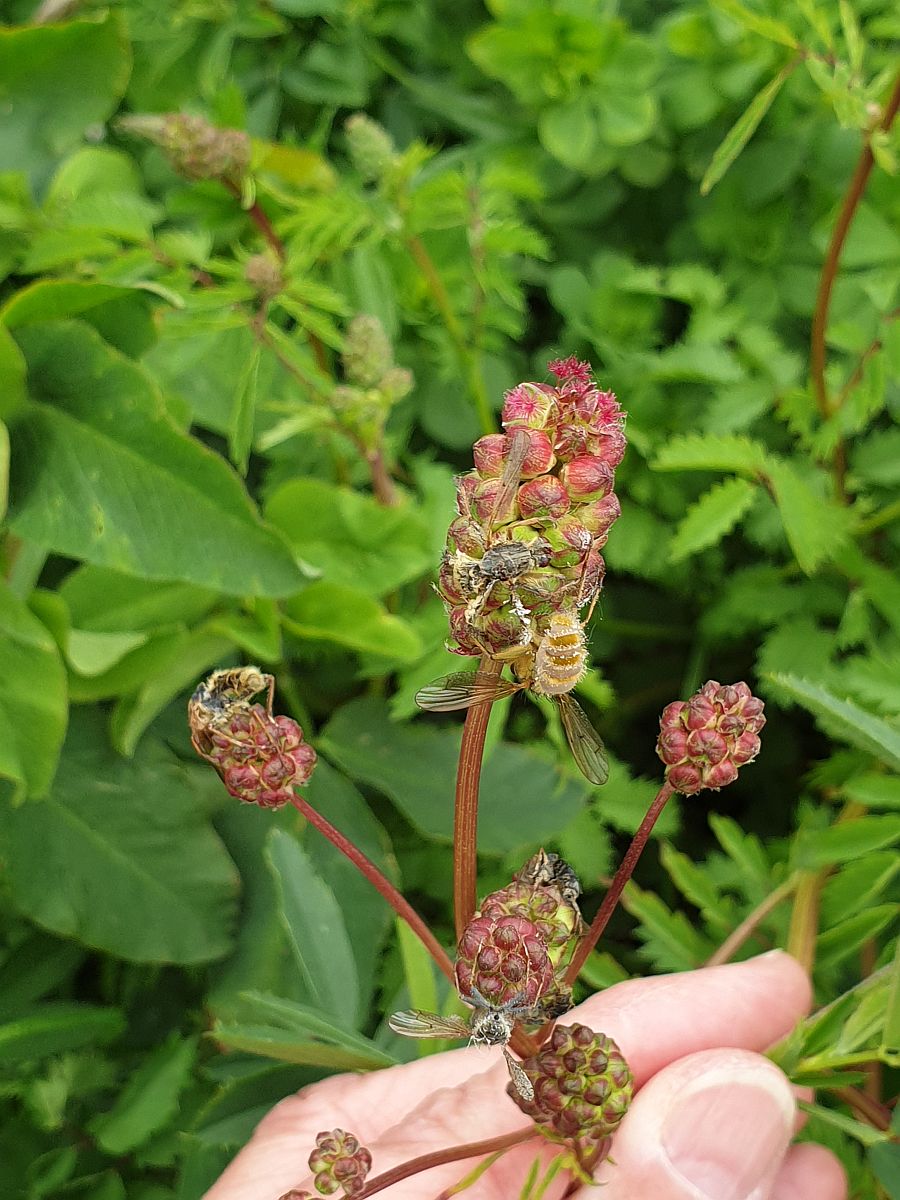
(244, 253, 284, 300)
(331, 316, 413, 449)
(307, 1129, 373, 1197)
(440, 358, 624, 660)
(478, 851, 584, 971)
(508, 1025, 633, 1156)
(345, 113, 398, 181)
(657, 680, 766, 795)
(456, 913, 554, 1009)
(119, 113, 250, 183)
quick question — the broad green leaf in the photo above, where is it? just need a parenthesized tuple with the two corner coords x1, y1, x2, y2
(765, 459, 851, 574)
(0, 16, 131, 182)
(0, 578, 67, 799)
(869, 1143, 900, 1200)
(596, 91, 658, 147)
(90, 1034, 197, 1155)
(701, 64, 796, 195)
(669, 477, 757, 562)
(537, 99, 599, 172)
(798, 1101, 887, 1147)
(265, 479, 431, 598)
(711, 0, 799, 47)
(65, 628, 149, 677)
(232, 992, 394, 1065)
(319, 697, 591, 854)
(59, 566, 219, 633)
(0, 1003, 124, 1066)
(8, 322, 305, 597)
(1, 281, 155, 331)
(283, 581, 422, 662)
(0, 324, 26, 420)
(767, 674, 900, 771)
(228, 344, 260, 474)
(795, 816, 900, 869)
(0, 934, 84, 1020)
(191, 1062, 321, 1150)
(0, 710, 238, 964)
(652, 433, 769, 474)
(265, 830, 360, 1029)
(211, 1025, 387, 1069)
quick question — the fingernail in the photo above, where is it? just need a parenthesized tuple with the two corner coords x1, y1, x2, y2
(661, 1080, 793, 1200)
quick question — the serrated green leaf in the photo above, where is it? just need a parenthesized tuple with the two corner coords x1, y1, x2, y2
(265, 830, 360, 1029)
(765, 460, 851, 574)
(711, 0, 799, 47)
(669, 476, 757, 562)
(881, 938, 900, 1066)
(660, 843, 733, 929)
(0, 1003, 124, 1066)
(90, 1035, 197, 1155)
(211, 1025, 387, 1069)
(652, 433, 769, 474)
(767, 674, 900, 771)
(795, 815, 900, 869)
(0, 710, 238, 964)
(8, 322, 306, 597)
(620, 882, 712, 971)
(817, 906, 897, 968)
(701, 64, 796, 195)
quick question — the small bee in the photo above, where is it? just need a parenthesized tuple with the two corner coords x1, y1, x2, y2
(416, 614, 608, 786)
(444, 536, 554, 625)
(388, 987, 543, 1101)
(188, 667, 274, 755)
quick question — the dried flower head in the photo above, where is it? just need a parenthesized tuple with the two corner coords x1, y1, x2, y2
(119, 112, 250, 183)
(508, 1024, 633, 1157)
(308, 1129, 372, 1197)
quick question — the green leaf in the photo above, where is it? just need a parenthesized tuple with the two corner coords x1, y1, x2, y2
(798, 1100, 887, 1147)
(0, 16, 131, 182)
(711, 0, 799, 47)
(881, 938, 900, 1067)
(537, 98, 599, 171)
(817, 906, 897, 969)
(230, 992, 394, 1065)
(708, 814, 771, 903)
(795, 816, 900, 869)
(596, 91, 658, 147)
(0, 1003, 124, 1066)
(0, 710, 238, 964)
(0, 324, 26, 421)
(767, 674, 900, 771)
(90, 1035, 197, 1155)
(765, 459, 851, 574)
(8, 322, 305, 597)
(228, 344, 260, 474)
(283, 580, 422, 662)
(0, 578, 67, 799)
(652, 433, 769, 473)
(319, 697, 591, 854)
(869, 1143, 900, 1200)
(701, 64, 796, 195)
(265, 830, 360, 1029)
(210, 1025, 387, 1070)
(265, 479, 431, 598)
(620, 881, 712, 971)
(660, 843, 733, 930)
(669, 476, 757, 562)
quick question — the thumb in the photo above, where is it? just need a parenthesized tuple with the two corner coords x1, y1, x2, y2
(593, 1049, 796, 1200)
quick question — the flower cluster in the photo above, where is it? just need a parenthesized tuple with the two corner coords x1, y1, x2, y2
(330, 314, 413, 451)
(508, 1024, 633, 1160)
(307, 1129, 373, 1197)
(439, 357, 625, 660)
(656, 680, 766, 795)
(118, 112, 251, 184)
(188, 669, 316, 809)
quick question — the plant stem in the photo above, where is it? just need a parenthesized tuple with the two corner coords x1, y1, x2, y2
(453, 657, 504, 942)
(834, 1086, 892, 1133)
(366, 445, 399, 507)
(404, 233, 495, 436)
(356, 1128, 537, 1198)
(564, 782, 675, 985)
(288, 792, 454, 984)
(809, 69, 900, 497)
(786, 868, 826, 973)
(706, 873, 798, 967)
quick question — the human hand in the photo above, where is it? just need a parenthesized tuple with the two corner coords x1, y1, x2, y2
(204, 952, 846, 1200)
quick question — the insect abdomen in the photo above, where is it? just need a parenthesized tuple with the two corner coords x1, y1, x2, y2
(533, 614, 587, 696)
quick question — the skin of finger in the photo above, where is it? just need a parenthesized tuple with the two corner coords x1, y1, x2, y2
(202, 953, 810, 1200)
(769, 1143, 847, 1200)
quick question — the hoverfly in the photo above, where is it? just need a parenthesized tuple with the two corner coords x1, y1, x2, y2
(188, 666, 275, 757)
(416, 615, 609, 787)
(388, 986, 542, 1101)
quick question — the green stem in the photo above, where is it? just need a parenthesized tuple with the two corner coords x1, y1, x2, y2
(565, 782, 675, 985)
(706, 873, 798, 967)
(288, 793, 454, 984)
(453, 657, 503, 942)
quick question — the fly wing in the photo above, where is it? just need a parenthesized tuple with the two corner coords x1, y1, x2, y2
(503, 1048, 535, 1102)
(388, 1010, 470, 1039)
(415, 672, 519, 712)
(557, 694, 609, 786)
(488, 428, 530, 526)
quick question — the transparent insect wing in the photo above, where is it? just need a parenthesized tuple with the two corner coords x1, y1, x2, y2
(415, 671, 521, 713)
(503, 1048, 535, 1102)
(488, 428, 530, 525)
(387, 1010, 471, 1040)
(557, 693, 610, 786)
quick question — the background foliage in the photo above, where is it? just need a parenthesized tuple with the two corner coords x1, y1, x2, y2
(0, 1, 898, 1197)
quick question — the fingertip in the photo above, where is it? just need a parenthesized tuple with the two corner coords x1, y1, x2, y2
(770, 1142, 847, 1200)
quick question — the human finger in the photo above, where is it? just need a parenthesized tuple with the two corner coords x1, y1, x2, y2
(770, 1143, 847, 1200)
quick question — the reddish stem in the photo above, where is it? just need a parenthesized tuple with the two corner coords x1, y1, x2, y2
(564, 782, 675, 985)
(453, 657, 503, 942)
(357, 1128, 537, 1198)
(289, 792, 454, 983)
(366, 446, 399, 507)
(809, 69, 900, 496)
